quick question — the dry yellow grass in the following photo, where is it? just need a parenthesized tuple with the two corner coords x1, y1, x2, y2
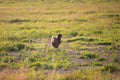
(0, 68, 26, 80)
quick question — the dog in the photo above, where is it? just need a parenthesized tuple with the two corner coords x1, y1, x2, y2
(51, 34, 62, 48)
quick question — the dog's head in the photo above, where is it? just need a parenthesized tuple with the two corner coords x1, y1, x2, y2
(57, 34, 62, 39)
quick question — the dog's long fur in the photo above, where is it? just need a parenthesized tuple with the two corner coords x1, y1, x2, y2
(51, 34, 62, 48)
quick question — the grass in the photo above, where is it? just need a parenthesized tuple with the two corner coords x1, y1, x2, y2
(113, 56, 120, 64)
(102, 64, 120, 73)
(0, 41, 29, 52)
(97, 57, 106, 61)
(0, 0, 120, 80)
(79, 52, 98, 59)
(0, 68, 120, 80)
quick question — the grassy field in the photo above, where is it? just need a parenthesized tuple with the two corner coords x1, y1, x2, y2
(0, 0, 120, 80)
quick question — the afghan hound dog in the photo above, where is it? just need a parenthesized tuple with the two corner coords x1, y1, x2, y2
(51, 34, 62, 48)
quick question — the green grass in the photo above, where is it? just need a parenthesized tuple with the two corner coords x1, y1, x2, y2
(0, 41, 30, 52)
(0, 0, 120, 80)
(102, 64, 120, 73)
(79, 52, 98, 59)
